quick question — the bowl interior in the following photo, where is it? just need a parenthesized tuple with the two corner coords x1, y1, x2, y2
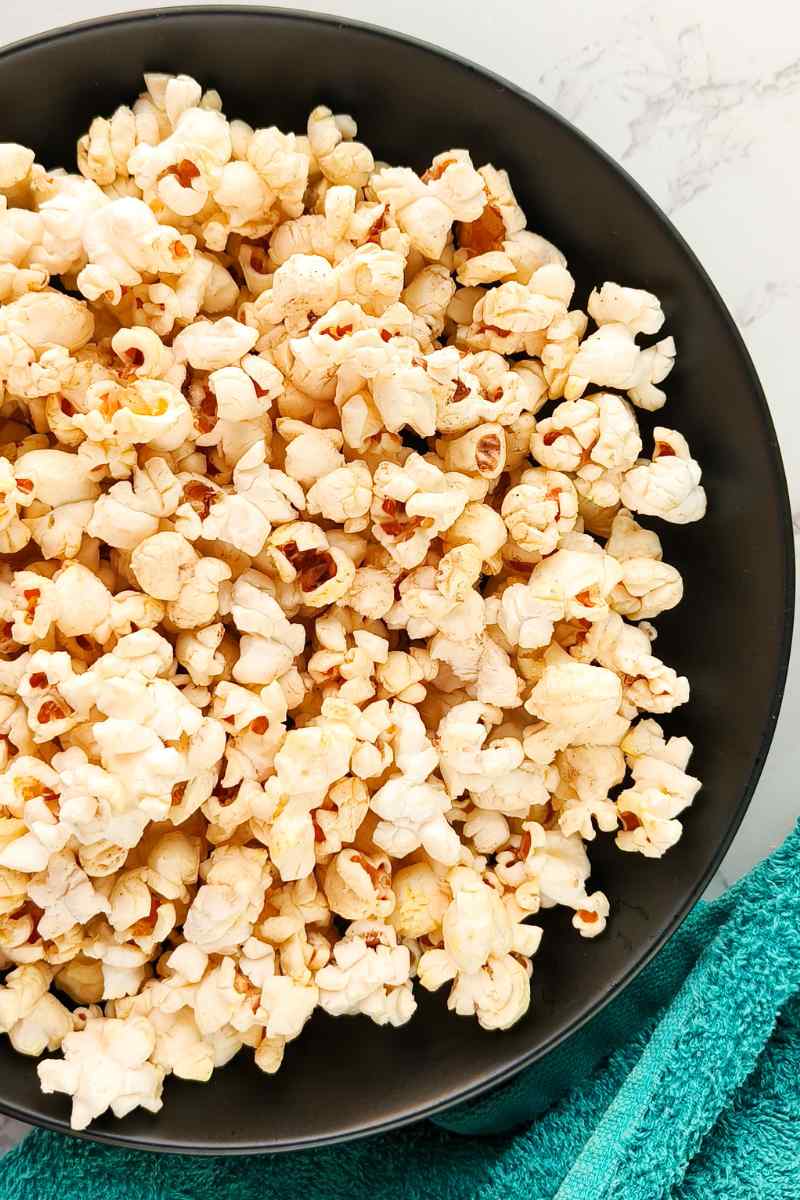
(0, 7, 792, 1153)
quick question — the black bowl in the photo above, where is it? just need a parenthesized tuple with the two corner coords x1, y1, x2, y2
(0, 6, 792, 1155)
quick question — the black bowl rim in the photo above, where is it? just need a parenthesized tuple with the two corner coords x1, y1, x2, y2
(0, 3, 793, 1156)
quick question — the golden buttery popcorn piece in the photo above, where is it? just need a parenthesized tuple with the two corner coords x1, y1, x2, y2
(0, 72, 707, 1131)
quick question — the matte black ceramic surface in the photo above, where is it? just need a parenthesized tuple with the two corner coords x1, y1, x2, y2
(0, 7, 792, 1155)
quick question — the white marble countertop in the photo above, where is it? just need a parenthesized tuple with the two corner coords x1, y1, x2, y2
(0, 0, 798, 1151)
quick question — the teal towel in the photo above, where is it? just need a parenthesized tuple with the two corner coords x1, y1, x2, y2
(2, 821, 798, 1200)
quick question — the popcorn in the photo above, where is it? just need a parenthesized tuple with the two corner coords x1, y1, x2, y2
(259, 974, 318, 1042)
(273, 721, 355, 803)
(166, 554, 231, 629)
(232, 439, 305, 526)
(424, 150, 486, 222)
(444, 952, 531, 1031)
(390, 861, 450, 938)
(440, 422, 507, 480)
(172, 316, 258, 371)
(462, 807, 510, 854)
(474, 166, 527, 240)
(474, 278, 564, 336)
(0, 962, 52, 1034)
(502, 468, 578, 555)
(372, 152, 484, 263)
(175, 622, 225, 685)
(28, 851, 111, 940)
(269, 214, 346, 267)
(620, 428, 707, 524)
(500, 824, 608, 933)
(18, 650, 84, 744)
(587, 282, 664, 336)
(0, 143, 35, 192)
(0, 74, 705, 1129)
(77, 107, 137, 187)
(279, 419, 344, 486)
(228, 574, 305, 685)
(445, 501, 507, 562)
(402, 264, 456, 336)
(75, 377, 194, 457)
(531, 394, 641, 502)
(38, 1014, 164, 1130)
(269, 524, 356, 608)
(52, 562, 113, 638)
(417, 867, 533, 1030)
(471, 636, 522, 708)
(554, 745, 625, 839)
(612, 556, 683, 621)
(175, 253, 239, 321)
(88, 457, 181, 551)
(614, 719, 701, 857)
(315, 921, 416, 1026)
(439, 868, 513, 971)
(78, 197, 194, 303)
(130, 531, 199, 600)
(565, 322, 639, 397)
(0, 958, 72, 1052)
(0, 289, 94, 353)
(605, 507, 663, 561)
(372, 169, 451, 260)
(210, 362, 277, 424)
(371, 453, 470, 568)
(437, 701, 524, 798)
(92, 719, 184, 817)
(323, 849, 394, 921)
(13, 448, 99, 509)
(307, 106, 374, 188)
(5, 571, 56, 645)
(627, 337, 676, 412)
(578, 612, 690, 716)
(525, 660, 622, 735)
(145, 1006, 214, 1083)
(184, 846, 270, 954)
(313, 775, 370, 853)
(306, 460, 372, 523)
(9, 991, 73, 1057)
(55, 957, 104, 1005)
(257, 874, 330, 984)
(189, 956, 252, 1036)
(371, 776, 460, 865)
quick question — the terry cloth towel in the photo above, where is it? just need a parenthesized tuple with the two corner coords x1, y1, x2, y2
(1, 820, 798, 1200)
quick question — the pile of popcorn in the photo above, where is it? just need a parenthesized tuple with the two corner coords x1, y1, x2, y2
(0, 73, 704, 1132)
